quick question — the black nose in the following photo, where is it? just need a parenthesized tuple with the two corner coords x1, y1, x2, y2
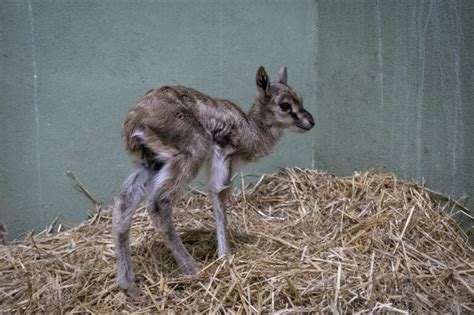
(305, 111, 315, 127)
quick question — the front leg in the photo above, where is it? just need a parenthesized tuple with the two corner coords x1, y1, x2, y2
(211, 187, 231, 257)
(210, 148, 232, 258)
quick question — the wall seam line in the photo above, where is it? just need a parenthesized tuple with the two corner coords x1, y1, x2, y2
(28, 0, 42, 218)
(312, 0, 319, 170)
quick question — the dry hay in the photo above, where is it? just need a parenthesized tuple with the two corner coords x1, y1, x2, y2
(0, 168, 473, 313)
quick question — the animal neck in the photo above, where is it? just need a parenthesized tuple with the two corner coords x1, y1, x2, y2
(240, 100, 283, 160)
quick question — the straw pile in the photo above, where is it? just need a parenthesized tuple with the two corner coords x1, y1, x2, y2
(0, 168, 472, 313)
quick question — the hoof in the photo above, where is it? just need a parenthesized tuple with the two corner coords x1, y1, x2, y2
(183, 262, 200, 275)
(125, 285, 142, 300)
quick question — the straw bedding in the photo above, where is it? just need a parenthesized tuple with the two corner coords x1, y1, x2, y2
(0, 168, 472, 313)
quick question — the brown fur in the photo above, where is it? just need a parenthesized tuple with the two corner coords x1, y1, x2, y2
(112, 66, 314, 297)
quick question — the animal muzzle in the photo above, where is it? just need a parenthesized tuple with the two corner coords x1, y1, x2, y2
(296, 110, 315, 131)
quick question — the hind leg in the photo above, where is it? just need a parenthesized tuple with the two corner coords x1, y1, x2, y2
(112, 166, 153, 294)
(147, 155, 202, 274)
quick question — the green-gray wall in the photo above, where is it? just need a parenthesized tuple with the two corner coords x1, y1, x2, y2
(1, 0, 472, 239)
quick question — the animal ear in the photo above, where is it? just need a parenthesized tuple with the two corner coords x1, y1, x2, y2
(276, 66, 287, 85)
(256, 66, 270, 96)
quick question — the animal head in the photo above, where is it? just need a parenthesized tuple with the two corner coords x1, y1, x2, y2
(255, 66, 314, 133)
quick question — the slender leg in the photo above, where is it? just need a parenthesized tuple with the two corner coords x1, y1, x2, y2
(112, 167, 152, 294)
(209, 148, 232, 257)
(147, 156, 201, 274)
(211, 187, 231, 257)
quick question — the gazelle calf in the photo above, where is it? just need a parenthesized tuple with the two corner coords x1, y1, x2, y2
(112, 66, 314, 295)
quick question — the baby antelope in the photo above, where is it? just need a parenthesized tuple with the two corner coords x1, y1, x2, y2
(112, 66, 314, 295)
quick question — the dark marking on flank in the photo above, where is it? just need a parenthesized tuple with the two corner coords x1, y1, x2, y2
(140, 146, 165, 172)
(212, 129, 232, 147)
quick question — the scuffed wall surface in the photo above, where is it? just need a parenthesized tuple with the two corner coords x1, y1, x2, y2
(1, 0, 472, 238)
(0, 1, 41, 239)
(0, 0, 317, 238)
(315, 0, 473, 225)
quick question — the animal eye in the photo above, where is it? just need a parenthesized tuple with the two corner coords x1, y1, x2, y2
(279, 102, 292, 112)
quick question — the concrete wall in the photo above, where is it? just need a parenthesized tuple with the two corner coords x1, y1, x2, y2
(1, 0, 472, 239)
(314, 0, 474, 232)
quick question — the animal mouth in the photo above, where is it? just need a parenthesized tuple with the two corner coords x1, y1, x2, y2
(295, 122, 313, 131)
